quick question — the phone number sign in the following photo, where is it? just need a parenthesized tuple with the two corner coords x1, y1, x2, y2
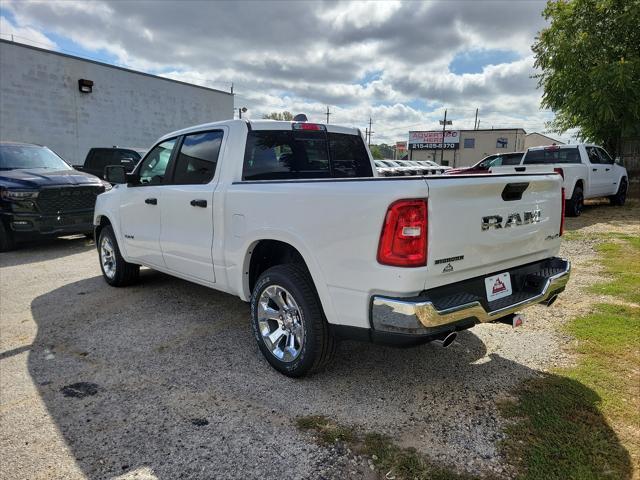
(408, 130, 460, 150)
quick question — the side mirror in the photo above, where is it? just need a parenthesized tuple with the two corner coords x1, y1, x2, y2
(104, 165, 126, 184)
(615, 156, 623, 165)
(74, 165, 84, 171)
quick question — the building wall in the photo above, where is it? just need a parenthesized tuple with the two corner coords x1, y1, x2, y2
(409, 129, 526, 167)
(524, 132, 564, 149)
(0, 40, 234, 165)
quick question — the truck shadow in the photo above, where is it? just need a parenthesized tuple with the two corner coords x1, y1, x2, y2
(27, 271, 632, 479)
(564, 199, 639, 232)
(0, 235, 93, 268)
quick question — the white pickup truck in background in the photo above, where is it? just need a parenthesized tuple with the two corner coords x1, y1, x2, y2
(94, 118, 570, 377)
(493, 144, 628, 216)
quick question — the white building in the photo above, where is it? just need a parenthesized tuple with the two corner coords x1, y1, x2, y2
(0, 40, 234, 165)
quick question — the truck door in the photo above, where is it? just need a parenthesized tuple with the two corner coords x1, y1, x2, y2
(120, 139, 176, 267)
(585, 146, 608, 197)
(159, 130, 225, 284)
(596, 147, 618, 195)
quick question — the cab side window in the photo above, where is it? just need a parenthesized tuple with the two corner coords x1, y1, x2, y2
(139, 139, 176, 185)
(172, 131, 223, 184)
(586, 147, 601, 164)
(596, 147, 614, 164)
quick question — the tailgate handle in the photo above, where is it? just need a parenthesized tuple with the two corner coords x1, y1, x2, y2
(514, 167, 526, 172)
(502, 182, 529, 202)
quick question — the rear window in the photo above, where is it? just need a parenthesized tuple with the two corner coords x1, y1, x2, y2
(86, 149, 113, 169)
(523, 147, 580, 164)
(242, 130, 372, 180)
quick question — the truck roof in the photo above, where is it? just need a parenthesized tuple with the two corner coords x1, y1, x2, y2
(527, 143, 598, 151)
(158, 119, 362, 143)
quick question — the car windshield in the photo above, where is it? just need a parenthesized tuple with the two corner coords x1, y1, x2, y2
(0, 145, 72, 171)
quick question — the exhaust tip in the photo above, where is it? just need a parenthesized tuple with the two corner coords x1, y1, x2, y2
(435, 332, 458, 348)
(546, 294, 558, 307)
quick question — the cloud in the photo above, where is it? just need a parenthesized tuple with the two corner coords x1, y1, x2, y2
(2, 0, 561, 143)
(0, 14, 57, 50)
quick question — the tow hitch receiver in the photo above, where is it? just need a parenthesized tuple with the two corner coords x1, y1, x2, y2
(495, 313, 525, 328)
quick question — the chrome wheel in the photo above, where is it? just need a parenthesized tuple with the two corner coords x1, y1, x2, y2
(100, 236, 116, 279)
(257, 285, 305, 362)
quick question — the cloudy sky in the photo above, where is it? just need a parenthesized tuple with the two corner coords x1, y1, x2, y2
(0, 0, 570, 144)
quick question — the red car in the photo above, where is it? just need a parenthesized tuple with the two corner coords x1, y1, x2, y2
(445, 152, 524, 174)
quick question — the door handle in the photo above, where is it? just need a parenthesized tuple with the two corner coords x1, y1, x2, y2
(592, 168, 597, 172)
(606, 168, 610, 171)
(145, 198, 157, 205)
(190, 199, 207, 208)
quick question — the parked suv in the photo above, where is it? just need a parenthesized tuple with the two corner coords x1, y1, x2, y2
(78, 147, 146, 179)
(0, 142, 108, 251)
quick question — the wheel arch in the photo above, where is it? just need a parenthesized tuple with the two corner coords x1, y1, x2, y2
(240, 236, 336, 324)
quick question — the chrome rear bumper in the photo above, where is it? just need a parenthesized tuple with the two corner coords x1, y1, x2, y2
(371, 257, 571, 335)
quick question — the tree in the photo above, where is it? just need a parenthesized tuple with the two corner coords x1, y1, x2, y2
(369, 145, 384, 159)
(262, 111, 294, 121)
(533, 0, 640, 154)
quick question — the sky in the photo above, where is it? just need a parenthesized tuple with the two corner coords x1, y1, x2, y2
(0, 0, 572, 144)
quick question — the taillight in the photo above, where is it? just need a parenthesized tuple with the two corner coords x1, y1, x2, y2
(377, 199, 427, 267)
(292, 123, 326, 131)
(560, 187, 565, 236)
(554, 167, 564, 179)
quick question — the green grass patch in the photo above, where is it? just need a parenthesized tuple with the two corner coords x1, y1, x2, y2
(296, 415, 491, 480)
(500, 234, 640, 479)
(588, 236, 640, 303)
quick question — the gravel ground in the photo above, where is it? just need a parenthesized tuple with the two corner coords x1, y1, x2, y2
(1, 200, 638, 480)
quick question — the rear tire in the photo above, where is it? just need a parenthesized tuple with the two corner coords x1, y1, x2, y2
(0, 221, 15, 252)
(98, 225, 139, 287)
(250, 264, 336, 377)
(609, 178, 627, 206)
(566, 185, 584, 217)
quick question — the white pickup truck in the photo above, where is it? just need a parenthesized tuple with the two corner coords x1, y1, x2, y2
(94, 119, 570, 377)
(493, 144, 628, 216)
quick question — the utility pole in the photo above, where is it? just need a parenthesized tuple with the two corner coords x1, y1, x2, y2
(325, 106, 331, 124)
(438, 109, 452, 164)
(230, 82, 234, 95)
(474, 108, 478, 130)
(367, 117, 374, 147)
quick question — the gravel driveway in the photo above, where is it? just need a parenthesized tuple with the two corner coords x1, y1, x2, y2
(1, 200, 638, 480)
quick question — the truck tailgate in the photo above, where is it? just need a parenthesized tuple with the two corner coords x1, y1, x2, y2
(425, 174, 563, 289)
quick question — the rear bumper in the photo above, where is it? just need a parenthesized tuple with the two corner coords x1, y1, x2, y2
(371, 257, 570, 337)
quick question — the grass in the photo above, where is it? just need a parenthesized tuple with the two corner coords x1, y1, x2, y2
(296, 415, 489, 480)
(499, 235, 640, 479)
(587, 235, 640, 303)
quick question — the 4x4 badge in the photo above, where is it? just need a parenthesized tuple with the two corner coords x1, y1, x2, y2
(442, 263, 454, 273)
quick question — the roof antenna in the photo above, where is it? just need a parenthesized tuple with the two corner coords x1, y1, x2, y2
(293, 113, 308, 122)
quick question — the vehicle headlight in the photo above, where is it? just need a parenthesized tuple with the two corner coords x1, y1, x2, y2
(0, 190, 39, 201)
(102, 181, 113, 191)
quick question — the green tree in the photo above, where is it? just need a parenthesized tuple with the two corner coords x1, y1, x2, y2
(533, 0, 640, 154)
(369, 145, 384, 159)
(262, 111, 294, 121)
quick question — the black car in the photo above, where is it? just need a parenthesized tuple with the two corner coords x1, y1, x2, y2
(0, 142, 109, 251)
(78, 147, 146, 179)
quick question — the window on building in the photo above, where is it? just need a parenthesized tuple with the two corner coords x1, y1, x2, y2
(172, 131, 223, 184)
(496, 137, 508, 149)
(464, 138, 475, 148)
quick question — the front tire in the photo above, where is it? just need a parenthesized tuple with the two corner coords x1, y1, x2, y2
(98, 225, 139, 287)
(0, 221, 15, 252)
(566, 185, 584, 217)
(250, 264, 336, 377)
(609, 178, 627, 206)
